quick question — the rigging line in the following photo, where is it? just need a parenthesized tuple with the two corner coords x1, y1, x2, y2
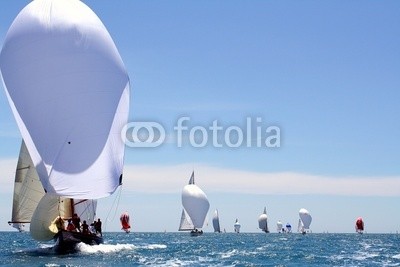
(104, 185, 123, 231)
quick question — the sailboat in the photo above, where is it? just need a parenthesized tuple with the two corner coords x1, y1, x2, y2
(258, 207, 269, 233)
(234, 219, 241, 233)
(120, 212, 131, 233)
(179, 171, 210, 236)
(298, 208, 312, 234)
(277, 220, 283, 233)
(355, 217, 364, 234)
(212, 209, 221, 233)
(285, 223, 292, 233)
(0, 0, 130, 252)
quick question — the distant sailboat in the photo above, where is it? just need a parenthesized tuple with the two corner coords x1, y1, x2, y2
(179, 171, 210, 236)
(212, 209, 221, 233)
(120, 212, 131, 233)
(234, 219, 241, 233)
(277, 220, 283, 233)
(298, 208, 312, 234)
(258, 207, 269, 233)
(0, 0, 130, 252)
(355, 217, 364, 234)
(285, 223, 292, 233)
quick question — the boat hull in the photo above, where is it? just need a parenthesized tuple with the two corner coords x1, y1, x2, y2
(54, 230, 103, 253)
(190, 230, 203, 236)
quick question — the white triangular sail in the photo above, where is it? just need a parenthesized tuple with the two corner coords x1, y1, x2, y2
(212, 209, 221, 233)
(178, 209, 194, 231)
(297, 218, 303, 233)
(258, 207, 269, 233)
(9, 141, 45, 231)
(181, 172, 210, 229)
(0, 0, 130, 199)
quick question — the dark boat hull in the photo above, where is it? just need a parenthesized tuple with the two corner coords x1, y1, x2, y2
(54, 230, 103, 253)
(190, 230, 203, 236)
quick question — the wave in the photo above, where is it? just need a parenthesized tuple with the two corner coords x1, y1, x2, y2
(76, 243, 136, 254)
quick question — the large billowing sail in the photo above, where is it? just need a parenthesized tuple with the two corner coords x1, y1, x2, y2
(0, 0, 130, 199)
(258, 207, 269, 233)
(9, 141, 45, 231)
(299, 208, 312, 231)
(212, 209, 221, 233)
(181, 172, 210, 229)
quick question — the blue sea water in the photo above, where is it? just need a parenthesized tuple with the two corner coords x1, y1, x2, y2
(1, 232, 399, 266)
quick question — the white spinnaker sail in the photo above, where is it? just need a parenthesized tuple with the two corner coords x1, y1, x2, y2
(277, 220, 283, 232)
(10, 141, 45, 231)
(0, 0, 130, 199)
(181, 173, 210, 229)
(234, 219, 241, 233)
(258, 207, 268, 231)
(179, 209, 194, 231)
(299, 208, 312, 230)
(212, 209, 221, 233)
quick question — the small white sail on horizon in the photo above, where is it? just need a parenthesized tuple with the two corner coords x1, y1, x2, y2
(179, 171, 210, 233)
(277, 220, 283, 233)
(286, 223, 292, 233)
(258, 207, 269, 233)
(212, 209, 221, 233)
(234, 219, 241, 233)
(298, 208, 312, 234)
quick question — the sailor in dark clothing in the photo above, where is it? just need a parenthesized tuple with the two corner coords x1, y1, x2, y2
(81, 220, 89, 235)
(72, 213, 81, 232)
(94, 218, 102, 237)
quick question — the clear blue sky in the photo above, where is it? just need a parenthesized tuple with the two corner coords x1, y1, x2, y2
(0, 1, 399, 233)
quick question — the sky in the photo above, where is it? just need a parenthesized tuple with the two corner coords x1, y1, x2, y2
(0, 1, 400, 233)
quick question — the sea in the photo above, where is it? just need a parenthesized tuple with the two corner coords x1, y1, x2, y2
(1, 232, 399, 266)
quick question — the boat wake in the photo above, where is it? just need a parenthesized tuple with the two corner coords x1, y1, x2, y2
(76, 243, 136, 254)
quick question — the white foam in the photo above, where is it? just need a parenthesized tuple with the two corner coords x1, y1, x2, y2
(76, 243, 136, 254)
(144, 244, 167, 250)
(221, 249, 238, 259)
